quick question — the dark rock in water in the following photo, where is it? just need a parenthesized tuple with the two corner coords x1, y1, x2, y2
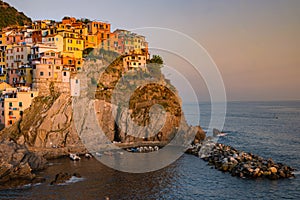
(186, 141, 296, 180)
(50, 172, 82, 185)
(50, 172, 72, 185)
(73, 172, 81, 178)
(213, 128, 221, 137)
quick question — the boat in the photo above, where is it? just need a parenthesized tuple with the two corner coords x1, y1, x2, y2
(69, 153, 81, 161)
(85, 153, 92, 159)
(95, 152, 102, 157)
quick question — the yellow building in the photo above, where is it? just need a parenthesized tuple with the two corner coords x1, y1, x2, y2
(0, 87, 38, 127)
(57, 30, 84, 59)
(0, 32, 6, 46)
(0, 82, 13, 91)
(123, 54, 147, 71)
(32, 20, 48, 30)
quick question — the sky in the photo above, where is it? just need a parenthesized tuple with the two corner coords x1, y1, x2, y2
(5, 0, 300, 101)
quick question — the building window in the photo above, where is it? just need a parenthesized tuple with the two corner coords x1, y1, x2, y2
(9, 102, 12, 107)
(63, 72, 67, 76)
(40, 72, 44, 76)
(49, 72, 51, 76)
(1, 111, 4, 116)
(56, 66, 60, 70)
(1, 102, 3, 107)
(9, 111, 13, 116)
(31, 93, 34, 98)
(9, 120, 12, 125)
(19, 102, 22, 107)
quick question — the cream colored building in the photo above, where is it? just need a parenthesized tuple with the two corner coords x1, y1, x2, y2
(123, 54, 147, 71)
(0, 87, 38, 127)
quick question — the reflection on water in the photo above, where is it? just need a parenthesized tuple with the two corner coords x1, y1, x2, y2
(1, 101, 300, 199)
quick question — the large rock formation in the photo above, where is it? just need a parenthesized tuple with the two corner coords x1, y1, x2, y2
(0, 138, 46, 190)
(0, 93, 87, 159)
(0, 52, 206, 188)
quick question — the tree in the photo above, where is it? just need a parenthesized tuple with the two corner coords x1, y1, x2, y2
(149, 55, 163, 64)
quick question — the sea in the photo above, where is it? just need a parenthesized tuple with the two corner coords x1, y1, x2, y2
(0, 101, 299, 199)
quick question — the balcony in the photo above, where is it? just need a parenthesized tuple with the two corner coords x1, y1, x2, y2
(19, 80, 26, 84)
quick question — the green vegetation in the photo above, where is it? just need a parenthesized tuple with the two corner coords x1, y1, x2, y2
(149, 55, 163, 65)
(0, 1, 32, 29)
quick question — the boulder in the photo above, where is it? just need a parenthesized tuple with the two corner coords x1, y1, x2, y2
(269, 167, 277, 174)
(50, 172, 72, 185)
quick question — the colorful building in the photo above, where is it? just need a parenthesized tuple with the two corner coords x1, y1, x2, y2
(17, 64, 33, 87)
(6, 44, 31, 86)
(5, 30, 25, 45)
(0, 86, 38, 127)
(123, 53, 147, 71)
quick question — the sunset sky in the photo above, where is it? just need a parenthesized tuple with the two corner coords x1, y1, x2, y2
(5, 0, 300, 101)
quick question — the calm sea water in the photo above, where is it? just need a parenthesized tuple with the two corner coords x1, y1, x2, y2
(1, 101, 299, 199)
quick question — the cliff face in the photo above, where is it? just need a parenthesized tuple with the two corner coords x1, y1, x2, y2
(0, 93, 86, 159)
(0, 53, 205, 155)
(0, 1, 32, 29)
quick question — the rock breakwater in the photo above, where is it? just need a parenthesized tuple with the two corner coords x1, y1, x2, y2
(187, 139, 296, 180)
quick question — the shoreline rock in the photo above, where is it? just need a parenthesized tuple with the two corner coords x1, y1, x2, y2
(50, 172, 82, 185)
(0, 139, 47, 190)
(187, 139, 296, 180)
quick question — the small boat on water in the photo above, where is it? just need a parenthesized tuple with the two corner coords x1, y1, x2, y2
(85, 153, 92, 159)
(69, 153, 81, 161)
(95, 152, 102, 157)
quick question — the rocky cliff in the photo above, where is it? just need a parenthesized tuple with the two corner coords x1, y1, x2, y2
(0, 52, 206, 188)
(0, 138, 46, 190)
(0, 93, 87, 159)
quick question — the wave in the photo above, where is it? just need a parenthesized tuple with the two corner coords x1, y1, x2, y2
(59, 176, 85, 185)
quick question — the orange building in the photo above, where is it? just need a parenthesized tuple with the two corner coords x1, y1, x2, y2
(62, 17, 77, 25)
